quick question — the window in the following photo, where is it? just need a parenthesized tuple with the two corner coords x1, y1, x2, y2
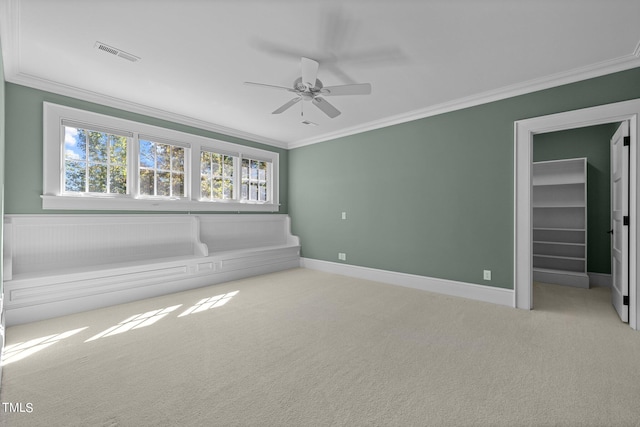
(241, 158, 270, 202)
(63, 125, 129, 195)
(139, 139, 186, 198)
(43, 103, 279, 211)
(201, 151, 234, 201)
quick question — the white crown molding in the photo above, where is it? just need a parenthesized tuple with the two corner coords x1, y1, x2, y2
(0, 0, 289, 149)
(7, 71, 290, 149)
(9, 53, 639, 153)
(0, 0, 20, 77)
(289, 50, 640, 149)
(3, 0, 640, 152)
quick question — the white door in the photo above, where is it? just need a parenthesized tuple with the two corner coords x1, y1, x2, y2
(611, 121, 630, 322)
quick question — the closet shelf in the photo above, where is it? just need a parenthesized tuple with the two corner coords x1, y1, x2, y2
(533, 267, 587, 276)
(533, 204, 586, 208)
(533, 254, 586, 262)
(533, 182, 585, 187)
(533, 227, 586, 232)
(532, 158, 587, 288)
(533, 240, 585, 247)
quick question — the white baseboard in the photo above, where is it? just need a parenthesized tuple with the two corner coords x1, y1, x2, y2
(588, 272, 612, 288)
(5, 257, 300, 326)
(534, 268, 589, 288)
(301, 258, 514, 307)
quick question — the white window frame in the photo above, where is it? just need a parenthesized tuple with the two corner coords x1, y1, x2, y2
(199, 148, 239, 202)
(240, 156, 271, 202)
(60, 122, 133, 196)
(137, 136, 190, 200)
(43, 103, 280, 212)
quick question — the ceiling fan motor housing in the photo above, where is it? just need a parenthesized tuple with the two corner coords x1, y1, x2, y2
(294, 77, 323, 93)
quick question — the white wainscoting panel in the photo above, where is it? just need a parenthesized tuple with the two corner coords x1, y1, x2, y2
(3, 214, 300, 325)
(4, 215, 208, 277)
(301, 258, 514, 307)
(0, 294, 4, 389)
(199, 214, 299, 253)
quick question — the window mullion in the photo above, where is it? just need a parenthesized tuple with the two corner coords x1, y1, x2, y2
(106, 137, 111, 194)
(84, 129, 90, 193)
(268, 162, 273, 202)
(169, 147, 174, 198)
(129, 135, 137, 197)
(193, 149, 202, 202)
(233, 157, 240, 201)
(58, 123, 65, 194)
(153, 143, 158, 197)
(207, 157, 211, 200)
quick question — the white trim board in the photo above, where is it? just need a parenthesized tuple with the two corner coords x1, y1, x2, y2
(4, 260, 301, 326)
(514, 98, 640, 330)
(301, 258, 514, 307)
(588, 273, 612, 288)
(290, 52, 640, 149)
(0, 294, 4, 390)
(9, 54, 640, 151)
(3, 214, 301, 325)
(1, 0, 639, 150)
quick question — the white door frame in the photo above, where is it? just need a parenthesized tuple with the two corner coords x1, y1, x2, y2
(514, 98, 640, 330)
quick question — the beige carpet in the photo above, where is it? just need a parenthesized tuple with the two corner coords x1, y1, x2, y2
(1, 269, 639, 426)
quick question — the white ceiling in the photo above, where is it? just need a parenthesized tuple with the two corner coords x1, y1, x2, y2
(2, 0, 640, 149)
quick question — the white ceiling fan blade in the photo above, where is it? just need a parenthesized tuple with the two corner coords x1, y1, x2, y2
(312, 97, 341, 118)
(244, 82, 294, 92)
(321, 83, 372, 96)
(301, 57, 319, 89)
(272, 97, 301, 114)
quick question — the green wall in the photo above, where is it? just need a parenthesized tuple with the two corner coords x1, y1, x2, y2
(534, 124, 618, 275)
(289, 67, 640, 290)
(4, 83, 288, 214)
(5, 66, 640, 290)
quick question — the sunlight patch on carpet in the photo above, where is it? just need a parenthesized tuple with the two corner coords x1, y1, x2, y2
(85, 305, 182, 342)
(178, 291, 239, 317)
(2, 327, 88, 365)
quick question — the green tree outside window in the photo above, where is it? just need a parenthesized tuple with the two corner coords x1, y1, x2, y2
(64, 127, 128, 194)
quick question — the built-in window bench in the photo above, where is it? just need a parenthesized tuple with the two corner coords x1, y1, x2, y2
(2, 214, 300, 325)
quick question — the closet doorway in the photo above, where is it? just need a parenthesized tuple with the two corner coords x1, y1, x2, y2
(514, 99, 640, 330)
(531, 122, 627, 323)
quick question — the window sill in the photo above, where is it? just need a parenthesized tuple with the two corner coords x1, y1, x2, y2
(41, 195, 280, 212)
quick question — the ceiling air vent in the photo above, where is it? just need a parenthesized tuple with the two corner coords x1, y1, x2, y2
(94, 42, 140, 62)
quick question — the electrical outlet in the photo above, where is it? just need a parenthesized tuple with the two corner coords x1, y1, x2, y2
(341, 212, 347, 220)
(483, 270, 491, 281)
(338, 253, 347, 261)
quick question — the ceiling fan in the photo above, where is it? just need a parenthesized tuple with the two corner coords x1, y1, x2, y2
(244, 57, 371, 119)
